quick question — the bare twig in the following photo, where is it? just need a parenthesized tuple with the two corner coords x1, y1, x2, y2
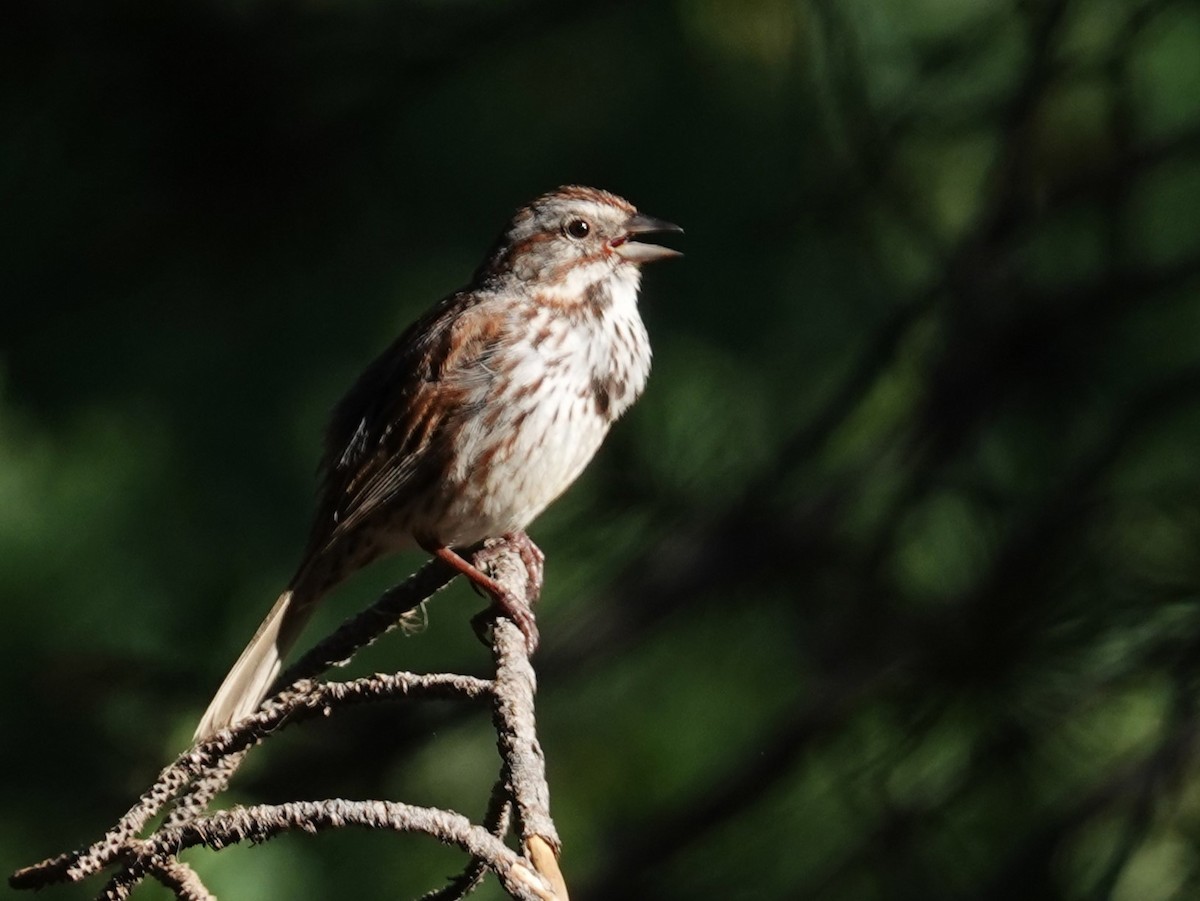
(134, 801, 543, 901)
(11, 538, 566, 901)
(12, 670, 491, 890)
(477, 543, 565, 899)
(494, 620, 566, 899)
(167, 555, 467, 823)
(101, 855, 214, 901)
(146, 859, 214, 901)
(419, 779, 513, 901)
(161, 750, 247, 832)
(276, 553, 466, 689)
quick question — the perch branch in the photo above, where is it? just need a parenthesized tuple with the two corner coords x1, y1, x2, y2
(12, 537, 566, 901)
(481, 546, 566, 900)
(168, 554, 467, 822)
(113, 802, 545, 901)
(277, 553, 466, 688)
(11, 670, 492, 889)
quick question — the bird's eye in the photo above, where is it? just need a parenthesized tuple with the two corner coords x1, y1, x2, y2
(565, 218, 591, 239)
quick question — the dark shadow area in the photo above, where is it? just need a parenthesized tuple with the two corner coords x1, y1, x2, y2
(5, 1, 1200, 898)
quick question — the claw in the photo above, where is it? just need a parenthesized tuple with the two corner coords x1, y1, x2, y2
(426, 541, 541, 654)
(468, 589, 540, 653)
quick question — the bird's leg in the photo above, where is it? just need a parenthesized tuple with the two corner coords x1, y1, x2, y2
(460, 531, 545, 608)
(427, 543, 540, 653)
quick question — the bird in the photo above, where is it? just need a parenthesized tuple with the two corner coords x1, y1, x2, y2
(194, 185, 681, 740)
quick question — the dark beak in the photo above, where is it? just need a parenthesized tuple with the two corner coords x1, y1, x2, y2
(612, 212, 684, 263)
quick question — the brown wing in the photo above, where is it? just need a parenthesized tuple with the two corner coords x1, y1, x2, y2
(304, 290, 509, 556)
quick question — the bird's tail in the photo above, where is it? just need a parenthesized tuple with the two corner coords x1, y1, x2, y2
(193, 587, 317, 741)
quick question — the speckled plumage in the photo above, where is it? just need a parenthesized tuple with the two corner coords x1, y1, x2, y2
(194, 186, 680, 739)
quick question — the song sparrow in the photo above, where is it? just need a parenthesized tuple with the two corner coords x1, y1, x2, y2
(194, 185, 681, 739)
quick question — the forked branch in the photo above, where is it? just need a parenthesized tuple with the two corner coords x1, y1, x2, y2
(10, 536, 567, 901)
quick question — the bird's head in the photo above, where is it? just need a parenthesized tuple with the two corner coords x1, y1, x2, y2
(477, 186, 682, 298)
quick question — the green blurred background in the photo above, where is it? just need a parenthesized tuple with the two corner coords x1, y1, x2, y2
(5, 0, 1200, 898)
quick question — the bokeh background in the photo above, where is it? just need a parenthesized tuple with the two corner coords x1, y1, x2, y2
(6, 0, 1200, 898)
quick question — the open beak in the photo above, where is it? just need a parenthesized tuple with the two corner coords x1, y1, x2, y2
(611, 212, 684, 263)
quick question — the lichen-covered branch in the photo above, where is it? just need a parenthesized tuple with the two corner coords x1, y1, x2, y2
(10, 536, 567, 901)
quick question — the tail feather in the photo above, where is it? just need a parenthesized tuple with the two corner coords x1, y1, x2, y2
(193, 589, 315, 741)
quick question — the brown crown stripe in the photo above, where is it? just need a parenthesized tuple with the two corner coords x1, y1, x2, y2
(536, 185, 637, 213)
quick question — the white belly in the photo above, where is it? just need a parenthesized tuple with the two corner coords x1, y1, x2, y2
(436, 274, 650, 545)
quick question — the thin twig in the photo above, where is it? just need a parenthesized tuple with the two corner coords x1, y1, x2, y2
(12, 540, 562, 901)
(125, 801, 545, 901)
(101, 854, 214, 901)
(147, 859, 214, 901)
(493, 620, 557, 851)
(482, 543, 564, 898)
(167, 555, 467, 823)
(162, 751, 248, 831)
(419, 778, 514, 901)
(276, 553, 466, 689)
(12, 672, 491, 889)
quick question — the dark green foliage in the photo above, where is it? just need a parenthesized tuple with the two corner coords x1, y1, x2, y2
(5, 1, 1200, 898)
